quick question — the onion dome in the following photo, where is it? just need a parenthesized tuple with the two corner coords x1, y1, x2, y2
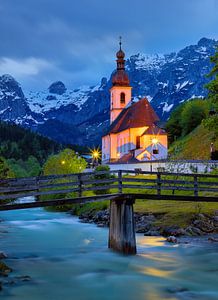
(116, 48, 125, 59)
(112, 37, 130, 87)
(112, 70, 130, 86)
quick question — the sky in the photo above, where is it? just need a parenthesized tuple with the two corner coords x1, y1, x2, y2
(0, 0, 217, 91)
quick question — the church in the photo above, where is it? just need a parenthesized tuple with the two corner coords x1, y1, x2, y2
(102, 41, 168, 163)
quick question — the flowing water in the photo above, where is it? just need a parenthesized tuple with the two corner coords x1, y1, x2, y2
(0, 197, 218, 300)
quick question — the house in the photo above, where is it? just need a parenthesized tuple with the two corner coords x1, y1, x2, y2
(102, 41, 168, 163)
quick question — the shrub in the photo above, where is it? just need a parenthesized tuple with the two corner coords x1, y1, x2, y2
(93, 165, 114, 195)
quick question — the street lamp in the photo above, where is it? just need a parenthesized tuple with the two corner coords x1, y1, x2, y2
(90, 148, 101, 168)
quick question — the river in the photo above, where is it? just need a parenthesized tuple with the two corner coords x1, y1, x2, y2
(0, 197, 218, 300)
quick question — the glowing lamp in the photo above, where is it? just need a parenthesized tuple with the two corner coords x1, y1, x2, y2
(61, 160, 66, 165)
(90, 148, 101, 160)
(93, 151, 99, 158)
(152, 138, 158, 145)
(117, 152, 120, 158)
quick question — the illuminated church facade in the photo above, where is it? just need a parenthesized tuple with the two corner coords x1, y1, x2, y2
(102, 42, 168, 163)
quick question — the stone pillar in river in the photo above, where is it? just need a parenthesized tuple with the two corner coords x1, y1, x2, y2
(108, 198, 136, 255)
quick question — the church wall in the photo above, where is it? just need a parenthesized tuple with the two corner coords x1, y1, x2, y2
(110, 86, 132, 123)
(116, 129, 130, 156)
(102, 135, 110, 162)
(129, 127, 148, 150)
(110, 134, 118, 160)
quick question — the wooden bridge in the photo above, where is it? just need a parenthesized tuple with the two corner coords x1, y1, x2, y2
(0, 170, 218, 254)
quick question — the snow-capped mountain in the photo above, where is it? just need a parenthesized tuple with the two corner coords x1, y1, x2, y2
(26, 81, 95, 114)
(0, 37, 217, 146)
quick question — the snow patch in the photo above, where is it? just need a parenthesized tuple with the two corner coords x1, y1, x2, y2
(162, 103, 174, 113)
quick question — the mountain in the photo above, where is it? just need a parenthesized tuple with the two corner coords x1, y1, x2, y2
(0, 37, 217, 146)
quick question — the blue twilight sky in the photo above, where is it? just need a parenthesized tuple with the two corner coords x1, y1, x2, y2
(0, 0, 217, 90)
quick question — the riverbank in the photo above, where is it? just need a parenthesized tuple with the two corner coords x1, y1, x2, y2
(74, 208, 218, 242)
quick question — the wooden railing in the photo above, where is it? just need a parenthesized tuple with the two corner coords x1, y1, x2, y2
(0, 170, 218, 210)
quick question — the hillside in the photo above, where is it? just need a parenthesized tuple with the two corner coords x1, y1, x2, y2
(0, 121, 61, 163)
(169, 124, 218, 160)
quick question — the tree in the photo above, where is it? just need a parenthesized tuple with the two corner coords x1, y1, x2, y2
(43, 148, 87, 176)
(0, 156, 14, 179)
(165, 104, 184, 143)
(41, 149, 87, 211)
(180, 99, 209, 136)
(203, 47, 218, 137)
(166, 98, 209, 142)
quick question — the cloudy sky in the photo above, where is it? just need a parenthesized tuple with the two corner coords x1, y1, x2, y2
(0, 0, 217, 90)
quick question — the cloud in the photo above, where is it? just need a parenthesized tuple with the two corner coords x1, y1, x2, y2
(0, 0, 217, 90)
(0, 57, 54, 78)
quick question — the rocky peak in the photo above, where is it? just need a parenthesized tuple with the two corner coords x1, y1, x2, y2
(48, 81, 67, 95)
(0, 74, 25, 99)
(197, 37, 216, 47)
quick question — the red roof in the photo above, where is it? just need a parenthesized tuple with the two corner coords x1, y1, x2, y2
(107, 98, 160, 134)
(142, 124, 166, 136)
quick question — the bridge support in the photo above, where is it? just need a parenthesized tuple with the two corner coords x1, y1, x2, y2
(108, 196, 136, 255)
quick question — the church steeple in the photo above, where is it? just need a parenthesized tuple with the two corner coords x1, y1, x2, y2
(112, 37, 130, 87)
(110, 38, 132, 124)
(116, 37, 125, 70)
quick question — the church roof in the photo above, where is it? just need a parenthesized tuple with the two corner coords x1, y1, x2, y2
(105, 98, 160, 135)
(142, 124, 166, 136)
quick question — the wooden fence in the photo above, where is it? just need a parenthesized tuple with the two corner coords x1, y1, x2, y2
(0, 170, 218, 210)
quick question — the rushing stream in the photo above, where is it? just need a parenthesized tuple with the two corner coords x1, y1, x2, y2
(0, 197, 218, 300)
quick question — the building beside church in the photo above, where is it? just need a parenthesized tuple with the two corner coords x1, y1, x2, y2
(102, 42, 168, 163)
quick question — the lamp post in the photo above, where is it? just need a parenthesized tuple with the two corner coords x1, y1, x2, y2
(91, 148, 101, 168)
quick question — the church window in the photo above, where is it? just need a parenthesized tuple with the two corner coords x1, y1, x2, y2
(136, 136, 140, 149)
(153, 149, 159, 154)
(120, 92, 125, 104)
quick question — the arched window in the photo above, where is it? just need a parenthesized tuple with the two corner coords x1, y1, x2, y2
(120, 92, 125, 104)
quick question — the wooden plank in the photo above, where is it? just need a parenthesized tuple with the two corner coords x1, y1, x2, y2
(122, 178, 157, 183)
(198, 187, 218, 192)
(83, 184, 119, 192)
(120, 169, 218, 178)
(0, 193, 120, 211)
(198, 181, 218, 186)
(0, 181, 79, 193)
(125, 193, 218, 202)
(122, 184, 156, 190)
(0, 187, 79, 200)
(194, 175, 198, 197)
(118, 170, 122, 194)
(157, 173, 161, 196)
(78, 173, 82, 197)
(82, 178, 118, 185)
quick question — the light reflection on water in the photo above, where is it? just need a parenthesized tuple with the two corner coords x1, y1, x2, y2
(0, 202, 217, 300)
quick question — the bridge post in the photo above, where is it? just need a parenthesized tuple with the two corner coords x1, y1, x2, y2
(108, 196, 136, 255)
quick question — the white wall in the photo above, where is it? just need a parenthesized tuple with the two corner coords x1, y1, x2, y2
(108, 161, 218, 174)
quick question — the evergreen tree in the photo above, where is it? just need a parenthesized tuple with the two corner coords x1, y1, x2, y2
(0, 156, 14, 179)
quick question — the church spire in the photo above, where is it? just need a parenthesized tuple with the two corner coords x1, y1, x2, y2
(112, 37, 130, 86)
(116, 36, 125, 70)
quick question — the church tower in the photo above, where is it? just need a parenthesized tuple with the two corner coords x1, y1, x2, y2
(110, 38, 132, 124)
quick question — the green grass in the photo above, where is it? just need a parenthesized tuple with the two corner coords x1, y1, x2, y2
(169, 123, 218, 160)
